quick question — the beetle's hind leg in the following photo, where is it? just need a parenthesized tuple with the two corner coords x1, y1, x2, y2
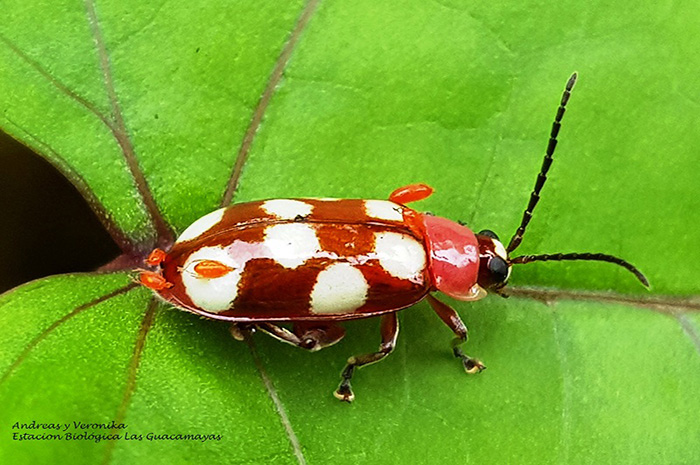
(334, 313, 399, 403)
(253, 322, 346, 351)
(426, 294, 485, 374)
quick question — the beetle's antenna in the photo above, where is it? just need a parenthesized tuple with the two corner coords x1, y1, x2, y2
(510, 252, 649, 287)
(507, 73, 577, 253)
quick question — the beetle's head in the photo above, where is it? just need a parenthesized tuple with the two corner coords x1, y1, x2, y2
(475, 230, 511, 295)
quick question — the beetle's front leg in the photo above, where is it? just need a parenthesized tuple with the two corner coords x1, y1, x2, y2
(334, 313, 399, 403)
(426, 294, 485, 374)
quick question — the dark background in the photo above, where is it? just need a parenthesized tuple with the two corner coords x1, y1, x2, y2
(0, 130, 120, 293)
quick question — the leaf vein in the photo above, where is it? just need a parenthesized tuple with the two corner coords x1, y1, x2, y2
(83, 0, 174, 249)
(220, 0, 323, 207)
(2, 116, 138, 255)
(245, 335, 307, 465)
(507, 286, 700, 314)
(0, 32, 115, 131)
(551, 311, 572, 463)
(674, 313, 700, 356)
(103, 297, 159, 465)
(0, 281, 138, 386)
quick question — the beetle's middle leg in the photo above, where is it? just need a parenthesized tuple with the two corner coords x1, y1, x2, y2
(334, 312, 399, 403)
(426, 294, 485, 374)
(252, 322, 345, 351)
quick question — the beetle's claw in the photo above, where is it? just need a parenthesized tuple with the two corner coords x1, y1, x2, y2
(333, 384, 355, 403)
(463, 358, 486, 374)
(230, 323, 252, 341)
(300, 337, 320, 351)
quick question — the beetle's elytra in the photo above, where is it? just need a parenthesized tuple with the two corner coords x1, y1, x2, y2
(140, 74, 648, 402)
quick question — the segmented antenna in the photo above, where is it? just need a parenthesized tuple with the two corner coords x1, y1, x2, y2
(510, 253, 649, 287)
(507, 73, 578, 253)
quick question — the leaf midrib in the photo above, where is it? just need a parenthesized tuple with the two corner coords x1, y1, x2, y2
(219, 0, 324, 208)
(507, 285, 700, 314)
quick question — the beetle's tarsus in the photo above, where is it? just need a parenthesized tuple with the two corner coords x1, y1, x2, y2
(427, 295, 486, 375)
(462, 358, 486, 374)
(230, 323, 253, 341)
(335, 362, 356, 402)
(332, 314, 397, 403)
(334, 383, 355, 403)
(453, 345, 485, 374)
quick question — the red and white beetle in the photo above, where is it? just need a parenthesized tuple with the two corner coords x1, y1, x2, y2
(140, 74, 647, 401)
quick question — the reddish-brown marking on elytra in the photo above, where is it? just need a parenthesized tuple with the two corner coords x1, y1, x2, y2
(226, 258, 330, 318)
(355, 260, 430, 314)
(197, 225, 267, 251)
(193, 260, 235, 279)
(139, 271, 173, 290)
(402, 208, 428, 239)
(146, 248, 167, 267)
(159, 253, 195, 309)
(220, 257, 428, 320)
(315, 223, 375, 257)
(166, 204, 270, 264)
(218, 201, 274, 231)
(306, 199, 374, 225)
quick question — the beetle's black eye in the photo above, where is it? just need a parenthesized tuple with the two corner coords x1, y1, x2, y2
(478, 229, 499, 240)
(488, 256, 509, 283)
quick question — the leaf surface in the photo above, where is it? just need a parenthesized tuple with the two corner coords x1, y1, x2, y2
(1, 0, 698, 463)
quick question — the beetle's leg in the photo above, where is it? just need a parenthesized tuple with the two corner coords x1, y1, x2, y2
(145, 248, 167, 267)
(139, 271, 173, 291)
(293, 322, 346, 351)
(334, 313, 399, 403)
(426, 294, 485, 374)
(389, 183, 434, 204)
(230, 323, 254, 341)
(255, 322, 345, 352)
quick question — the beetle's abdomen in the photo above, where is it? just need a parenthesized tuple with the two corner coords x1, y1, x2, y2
(159, 199, 431, 321)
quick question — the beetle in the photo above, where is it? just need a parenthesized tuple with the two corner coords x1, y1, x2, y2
(139, 74, 648, 402)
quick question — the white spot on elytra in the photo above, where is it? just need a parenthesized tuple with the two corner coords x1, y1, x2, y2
(261, 199, 312, 220)
(310, 263, 368, 314)
(176, 208, 226, 243)
(263, 223, 320, 268)
(374, 231, 426, 282)
(364, 200, 404, 222)
(182, 246, 241, 312)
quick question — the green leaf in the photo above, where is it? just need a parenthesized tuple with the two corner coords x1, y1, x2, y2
(0, 274, 295, 463)
(1, 0, 698, 463)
